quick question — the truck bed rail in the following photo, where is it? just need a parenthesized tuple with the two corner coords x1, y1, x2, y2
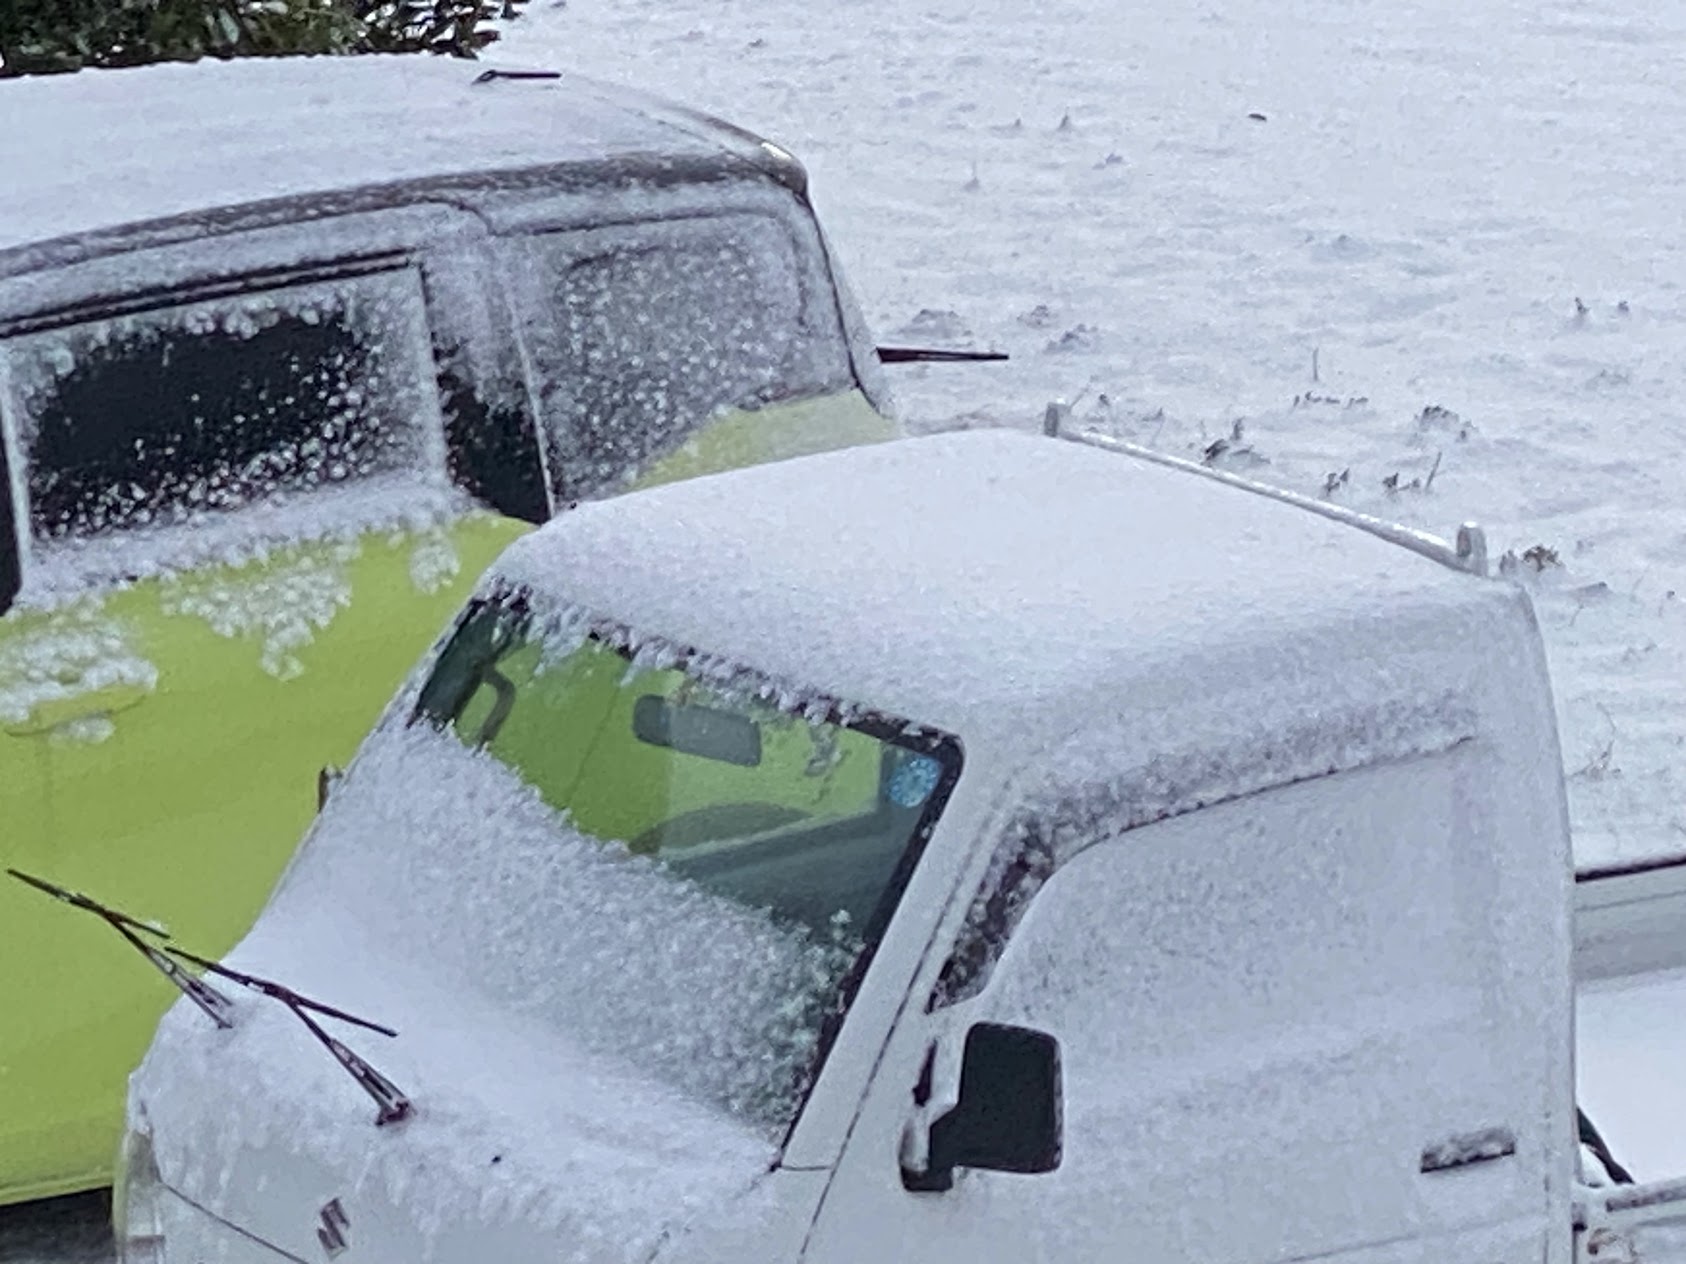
(1576, 855, 1686, 981)
(1576, 1178, 1686, 1263)
(1041, 406, 1490, 578)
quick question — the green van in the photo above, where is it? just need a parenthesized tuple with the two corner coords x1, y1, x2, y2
(0, 54, 894, 1203)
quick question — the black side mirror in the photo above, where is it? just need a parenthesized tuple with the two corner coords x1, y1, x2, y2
(904, 1022, 1063, 1192)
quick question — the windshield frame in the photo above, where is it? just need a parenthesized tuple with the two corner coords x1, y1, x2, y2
(408, 585, 965, 1141)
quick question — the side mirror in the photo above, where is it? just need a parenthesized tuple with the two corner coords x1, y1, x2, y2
(903, 1022, 1062, 1192)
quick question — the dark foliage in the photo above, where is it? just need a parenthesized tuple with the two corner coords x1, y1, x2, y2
(0, 0, 530, 76)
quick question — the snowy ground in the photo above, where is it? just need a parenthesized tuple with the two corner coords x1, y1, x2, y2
(12, 0, 1686, 1254)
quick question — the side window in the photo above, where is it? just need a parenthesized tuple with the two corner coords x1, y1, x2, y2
(520, 215, 851, 501)
(4, 270, 441, 545)
(435, 365, 549, 526)
(921, 752, 1542, 1262)
(0, 427, 18, 612)
(420, 257, 550, 526)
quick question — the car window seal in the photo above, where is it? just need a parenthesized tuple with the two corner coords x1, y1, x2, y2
(0, 251, 412, 341)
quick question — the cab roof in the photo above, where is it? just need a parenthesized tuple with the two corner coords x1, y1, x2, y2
(493, 429, 1535, 783)
(0, 55, 800, 264)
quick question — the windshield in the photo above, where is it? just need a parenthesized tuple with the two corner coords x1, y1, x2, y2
(408, 591, 960, 1136)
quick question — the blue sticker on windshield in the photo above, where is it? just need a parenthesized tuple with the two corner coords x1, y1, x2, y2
(888, 753, 942, 808)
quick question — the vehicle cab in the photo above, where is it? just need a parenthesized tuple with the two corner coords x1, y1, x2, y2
(122, 428, 1586, 1263)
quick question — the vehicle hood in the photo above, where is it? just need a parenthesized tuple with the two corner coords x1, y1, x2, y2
(132, 961, 779, 1263)
(127, 726, 808, 1263)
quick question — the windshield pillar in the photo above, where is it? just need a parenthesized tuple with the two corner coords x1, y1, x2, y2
(0, 410, 19, 612)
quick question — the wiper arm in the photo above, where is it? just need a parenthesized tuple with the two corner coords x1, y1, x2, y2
(167, 947, 412, 1126)
(7, 868, 236, 1029)
(876, 345, 1010, 363)
(11, 868, 410, 1126)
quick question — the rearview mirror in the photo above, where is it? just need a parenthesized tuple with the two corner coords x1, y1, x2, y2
(632, 695, 762, 767)
(903, 1022, 1062, 1192)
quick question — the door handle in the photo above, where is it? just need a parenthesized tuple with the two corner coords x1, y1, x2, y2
(1421, 1127, 1516, 1174)
(3, 681, 152, 737)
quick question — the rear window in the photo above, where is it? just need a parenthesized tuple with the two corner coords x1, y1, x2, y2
(3, 269, 441, 543)
(524, 216, 852, 499)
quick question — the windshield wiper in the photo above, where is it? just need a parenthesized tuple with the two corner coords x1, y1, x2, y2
(7, 868, 236, 1029)
(876, 346, 1010, 363)
(10, 867, 410, 1126)
(166, 947, 411, 1126)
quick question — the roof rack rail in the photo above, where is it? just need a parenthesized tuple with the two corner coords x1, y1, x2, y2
(1040, 401, 1489, 578)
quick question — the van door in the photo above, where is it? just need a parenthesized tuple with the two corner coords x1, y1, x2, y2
(804, 749, 1559, 1264)
(0, 401, 54, 942)
(0, 231, 532, 1199)
(0, 386, 74, 1200)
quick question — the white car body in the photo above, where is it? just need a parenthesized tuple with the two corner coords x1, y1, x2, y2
(121, 428, 1686, 1262)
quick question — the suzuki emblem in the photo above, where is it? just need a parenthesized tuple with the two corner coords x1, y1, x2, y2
(317, 1197, 350, 1258)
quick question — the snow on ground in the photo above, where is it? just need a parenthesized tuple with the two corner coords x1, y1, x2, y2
(502, 0, 1686, 874)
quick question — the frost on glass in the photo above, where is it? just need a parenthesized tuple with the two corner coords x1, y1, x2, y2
(533, 221, 817, 497)
(358, 725, 853, 1137)
(6, 271, 436, 544)
(931, 693, 1475, 1008)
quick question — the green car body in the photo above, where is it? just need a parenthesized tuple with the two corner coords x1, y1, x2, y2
(0, 55, 895, 1203)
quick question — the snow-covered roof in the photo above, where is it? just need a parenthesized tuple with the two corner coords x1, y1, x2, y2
(493, 429, 1530, 776)
(0, 55, 790, 261)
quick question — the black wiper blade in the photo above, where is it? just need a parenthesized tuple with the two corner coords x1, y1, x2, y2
(472, 68, 562, 85)
(168, 947, 412, 1126)
(876, 345, 1010, 363)
(7, 868, 236, 1030)
(9, 868, 409, 1126)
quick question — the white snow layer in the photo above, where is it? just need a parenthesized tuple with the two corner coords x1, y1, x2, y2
(492, 430, 1519, 779)
(0, 56, 702, 255)
(499, 0, 1686, 871)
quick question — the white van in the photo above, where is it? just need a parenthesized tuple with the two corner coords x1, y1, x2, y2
(112, 428, 1686, 1262)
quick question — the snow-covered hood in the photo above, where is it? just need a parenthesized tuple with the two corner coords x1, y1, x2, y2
(132, 958, 780, 1264)
(127, 724, 841, 1262)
